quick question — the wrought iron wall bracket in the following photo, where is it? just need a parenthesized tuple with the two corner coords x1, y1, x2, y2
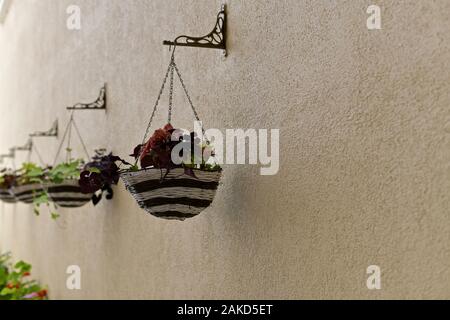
(30, 120, 58, 138)
(163, 4, 227, 56)
(67, 84, 107, 111)
(14, 139, 33, 152)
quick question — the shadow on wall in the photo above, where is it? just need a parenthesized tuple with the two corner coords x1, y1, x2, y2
(219, 165, 267, 224)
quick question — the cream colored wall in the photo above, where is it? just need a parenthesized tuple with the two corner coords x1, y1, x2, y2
(0, 0, 450, 299)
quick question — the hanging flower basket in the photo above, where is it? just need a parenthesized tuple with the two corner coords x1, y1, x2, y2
(120, 52, 222, 220)
(121, 167, 221, 220)
(10, 183, 44, 204)
(44, 179, 93, 208)
(42, 116, 100, 210)
(0, 188, 17, 204)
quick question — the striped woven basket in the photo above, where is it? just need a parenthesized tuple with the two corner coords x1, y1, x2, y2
(120, 167, 221, 221)
(0, 188, 17, 204)
(44, 180, 93, 208)
(10, 183, 44, 204)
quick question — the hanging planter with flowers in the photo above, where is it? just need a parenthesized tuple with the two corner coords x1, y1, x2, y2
(41, 113, 94, 209)
(119, 52, 222, 221)
(0, 143, 47, 206)
(46, 115, 128, 209)
(44, 159, 93, 208)
(10, 163, 46, 204)
(5, 140, 45, 204)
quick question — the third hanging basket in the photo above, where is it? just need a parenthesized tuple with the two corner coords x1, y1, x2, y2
(120, 52, 222, 221)
(45, 114, 95, 209)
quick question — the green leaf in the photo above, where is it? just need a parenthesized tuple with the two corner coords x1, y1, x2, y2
(51, 213, 60, 220)
(16, 163, 46, 185)
(0, 287, 14, 295)
(88, 167, 101, 174)
(48, 159, 82, 183)
(14, 261, 31, 273)
(33, 192, 49, 207)
(0, 254, 47, 300)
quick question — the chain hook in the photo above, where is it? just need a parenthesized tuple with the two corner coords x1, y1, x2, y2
(170, 40, 177, 61)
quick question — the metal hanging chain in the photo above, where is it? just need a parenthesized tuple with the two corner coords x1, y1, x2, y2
(136, 54, 174, 164)
(66, 118, 72, 162)
(172, 60, 211, 144)
(26, 147, 31, 163)
(168, 60, 175, 124)
(53, 114, 73, 166)
(31, 141, 46, 166)
(136, 49, 211, 165)
(71, 117, 91, 160)
(172, 62, 201, 122)
(53, 112, 91, 166)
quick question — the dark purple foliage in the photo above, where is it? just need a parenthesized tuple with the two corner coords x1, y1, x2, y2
(78, 153, 130, 204)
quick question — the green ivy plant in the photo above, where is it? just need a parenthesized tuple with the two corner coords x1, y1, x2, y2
(15, 159, 84, 185)
(16, 163, 45, 186)
(0, 252, 48, 300)
(38, 159, 84, 219)
(47, 159, 83, 184)
(33, 192, 60, 220)
(13, 163, 53, 218)
(14, 160, 84, 220)
(1, 160, 84, 219)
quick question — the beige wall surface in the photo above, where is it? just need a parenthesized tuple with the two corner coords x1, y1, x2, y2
(0, 0, 450, 299)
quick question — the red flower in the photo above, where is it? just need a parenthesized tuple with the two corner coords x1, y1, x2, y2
(137, 124, 175, 169)
(163, 123, 174, 132)
(22, 272, 31, 277)
(149, 128, 171, 150)
(6, 283, 14, 289)
(38, 290, 47, 298)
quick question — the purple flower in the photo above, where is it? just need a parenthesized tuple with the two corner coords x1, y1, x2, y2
(23, 292, 39, 299)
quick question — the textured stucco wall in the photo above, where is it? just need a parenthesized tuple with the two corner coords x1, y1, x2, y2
(1, 0, 450, 299)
